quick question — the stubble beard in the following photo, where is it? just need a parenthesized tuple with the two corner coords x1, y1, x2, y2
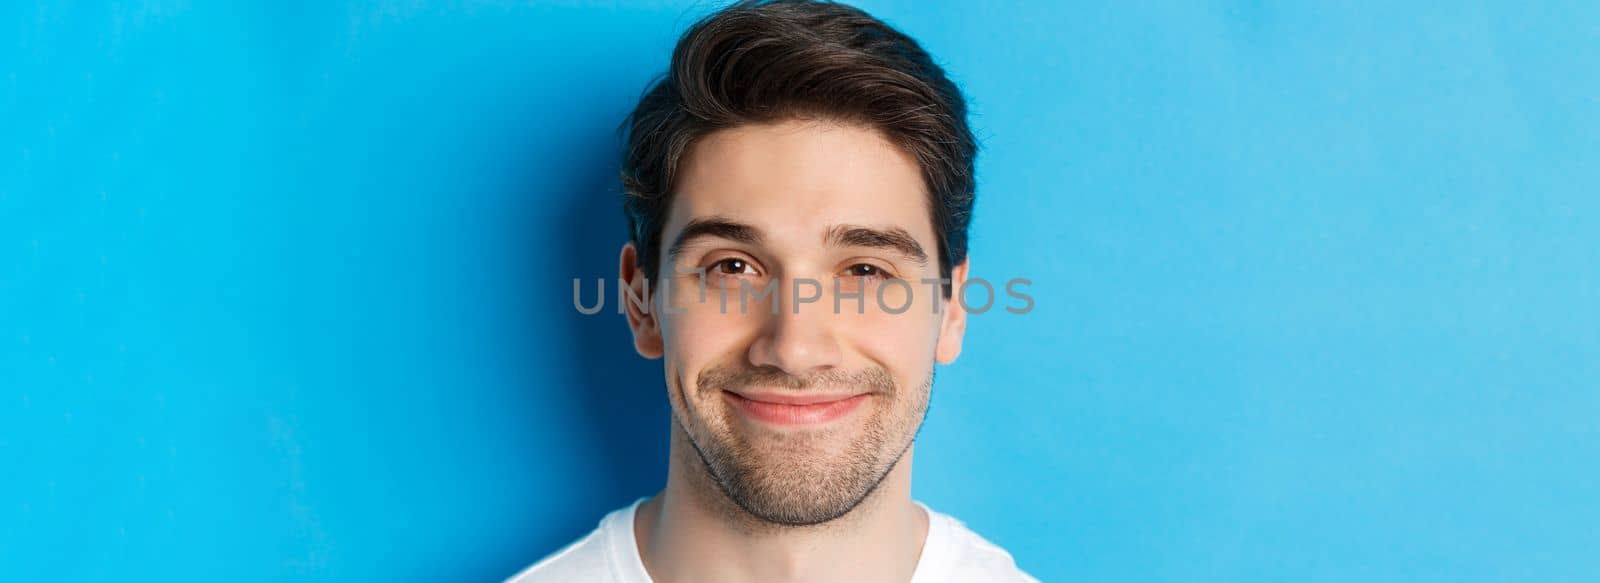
(672, 363, 934, 528)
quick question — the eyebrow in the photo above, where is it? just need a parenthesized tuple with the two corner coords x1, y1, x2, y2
(826, 224, 929, 265)
(667, 216, 763, 259)
(665, 216, 929, 266)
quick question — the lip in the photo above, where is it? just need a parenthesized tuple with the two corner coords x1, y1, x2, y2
(723, 390, 870, 426)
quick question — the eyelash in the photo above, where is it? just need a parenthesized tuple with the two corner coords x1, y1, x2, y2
(701, 257, 895, 280)
(709, 257, 758, 277)
(843, 262, 894, 280)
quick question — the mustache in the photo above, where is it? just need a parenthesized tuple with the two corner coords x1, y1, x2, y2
(698, 364, 895, 395)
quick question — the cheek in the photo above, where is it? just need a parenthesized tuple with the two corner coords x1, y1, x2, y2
(661, 295, 763, 346)
(659, 300, 762, 393)
(842, 304, 942, 374)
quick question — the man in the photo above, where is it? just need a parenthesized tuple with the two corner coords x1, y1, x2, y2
(511, 1, 1035, 581)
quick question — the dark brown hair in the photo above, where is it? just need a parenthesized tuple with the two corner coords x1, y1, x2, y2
(620, 0, 976, 297)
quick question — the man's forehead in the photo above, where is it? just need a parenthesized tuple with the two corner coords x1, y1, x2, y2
(661, 199, 936, 251)
(675, 123, 928, 206)
(660, 121, 940, 257)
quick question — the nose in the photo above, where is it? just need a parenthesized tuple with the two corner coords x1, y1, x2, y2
(746, 279, 843, 378)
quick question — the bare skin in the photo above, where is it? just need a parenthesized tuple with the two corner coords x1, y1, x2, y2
(620, 119, 971, 583)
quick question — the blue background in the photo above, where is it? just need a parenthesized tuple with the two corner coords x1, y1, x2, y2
(4, 1, 1597, 581)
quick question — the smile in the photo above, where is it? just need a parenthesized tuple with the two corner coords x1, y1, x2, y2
(722, 390, 871, 426)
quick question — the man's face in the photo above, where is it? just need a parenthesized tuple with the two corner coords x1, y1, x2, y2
(623, 119, 968, 526)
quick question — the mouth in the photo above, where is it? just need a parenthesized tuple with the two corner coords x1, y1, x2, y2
(722, 390, 871, 426)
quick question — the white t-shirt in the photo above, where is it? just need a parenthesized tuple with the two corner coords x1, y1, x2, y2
(507, 499, 1038, 582)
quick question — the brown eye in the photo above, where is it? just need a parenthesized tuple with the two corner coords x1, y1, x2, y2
(847, 263, 885, 278)
(715, 258, 751, 275)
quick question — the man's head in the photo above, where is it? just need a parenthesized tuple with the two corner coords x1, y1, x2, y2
(617, 0, 976, 527)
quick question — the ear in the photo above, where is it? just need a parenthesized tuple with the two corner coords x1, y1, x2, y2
(935, 258, 969, 365)
(620, 242, 664, 359)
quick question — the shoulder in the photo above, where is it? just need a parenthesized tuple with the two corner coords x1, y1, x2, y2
(922, 505, 1040, 583)
(504, 527, 610, 583)
(505, 500, 645, 583)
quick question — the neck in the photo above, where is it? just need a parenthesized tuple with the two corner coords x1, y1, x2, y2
(634, 426, 928, 583)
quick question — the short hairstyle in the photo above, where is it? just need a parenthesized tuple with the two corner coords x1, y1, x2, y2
(620, 0, 977, 297)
